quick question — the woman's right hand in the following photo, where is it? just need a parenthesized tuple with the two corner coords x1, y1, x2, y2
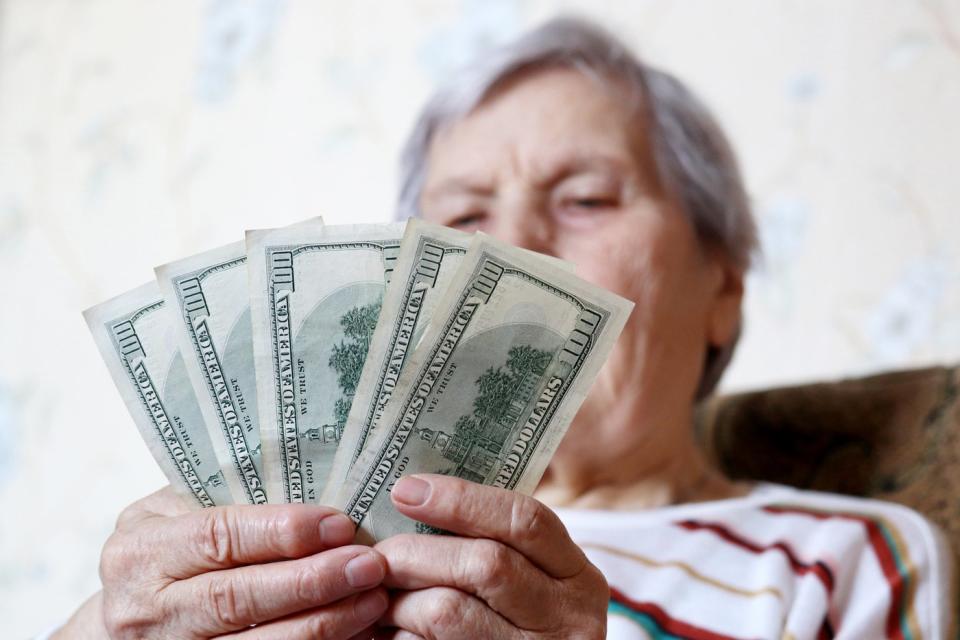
(55, 486, 388, 639)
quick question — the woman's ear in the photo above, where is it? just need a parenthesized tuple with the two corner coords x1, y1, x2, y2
(706, 259, 744, 349)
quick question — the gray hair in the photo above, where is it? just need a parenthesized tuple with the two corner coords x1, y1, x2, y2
(396, 16, 758, 399)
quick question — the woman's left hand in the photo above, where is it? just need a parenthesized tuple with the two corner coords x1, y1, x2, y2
(373, 474, 609, 639)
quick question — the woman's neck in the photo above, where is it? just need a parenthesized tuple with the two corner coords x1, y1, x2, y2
(533, 405, 749, 510)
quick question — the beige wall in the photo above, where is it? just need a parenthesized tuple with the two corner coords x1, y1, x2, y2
(1, 1, 958, 634)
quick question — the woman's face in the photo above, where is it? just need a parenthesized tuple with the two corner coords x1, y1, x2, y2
(419, 68, 742, 441)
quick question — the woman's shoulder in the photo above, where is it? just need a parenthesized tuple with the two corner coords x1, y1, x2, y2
(559, 483, 952, 586)
(747, 486, 952, 577)
(749, 483, 949, 544)
(557, 482, 946, 543)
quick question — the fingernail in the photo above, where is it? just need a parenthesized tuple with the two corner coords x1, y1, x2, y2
(392, 476, 430, 506)
(354, 589, 387, 623)
(345, 552, 385, 588)
(319, 513, 355, 545)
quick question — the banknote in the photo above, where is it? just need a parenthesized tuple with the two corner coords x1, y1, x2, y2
(337, 234, 633, 541)
(322, 221, 472, 502)
(84, 282, 236, 508)
(157, 242, 268, 504)
(247, 222, 404, 503)
(324, 220, 577, 503)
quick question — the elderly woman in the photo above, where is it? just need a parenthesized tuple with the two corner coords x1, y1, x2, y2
(55, 17, 951, 640)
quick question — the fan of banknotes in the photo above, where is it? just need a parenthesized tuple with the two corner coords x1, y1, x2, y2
(84, 218, 632, 542)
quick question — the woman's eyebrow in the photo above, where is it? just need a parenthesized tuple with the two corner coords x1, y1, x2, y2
(424, 155, 632, 198)
(537, 154, 630, 187)
(424, 177, 494, 198)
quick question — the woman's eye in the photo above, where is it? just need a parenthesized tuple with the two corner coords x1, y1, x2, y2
(563, 195, 618, 211)
(448, 212, 486, 229)
(573, 197, 615, 208)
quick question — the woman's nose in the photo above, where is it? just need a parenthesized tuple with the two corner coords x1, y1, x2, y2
(490, 202, 555, 256)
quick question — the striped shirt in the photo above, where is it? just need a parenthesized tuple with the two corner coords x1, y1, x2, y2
(556, 484, 955, 640)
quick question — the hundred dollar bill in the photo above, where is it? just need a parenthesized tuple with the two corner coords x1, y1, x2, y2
(84, 282, 236, 508)
(157, 242, 269, 504)
(322, 221, 471, 502)
(323, 220, 576, 503)
(337, 234, 633, 541)
(247, 222, 404, 503)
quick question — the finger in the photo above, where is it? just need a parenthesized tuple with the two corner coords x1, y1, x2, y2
(172, 546, 386, 636)
(379, 587, 519, 640)
(376, 534, 554, 629)
(149, 503, 356, 578)
(115, 485, 193, 530)
(217, 588, 388, 640)
(391, 474, 587, 578)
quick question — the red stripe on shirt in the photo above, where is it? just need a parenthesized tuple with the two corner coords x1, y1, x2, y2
(676, 519, 836, 594)
(675, 518, 837, 639)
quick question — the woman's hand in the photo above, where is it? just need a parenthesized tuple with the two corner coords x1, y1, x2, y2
(56, 486, 389, 639)
(373, 475, 609, 639)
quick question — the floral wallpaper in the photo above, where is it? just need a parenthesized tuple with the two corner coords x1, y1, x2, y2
(1, 0, 958, 635)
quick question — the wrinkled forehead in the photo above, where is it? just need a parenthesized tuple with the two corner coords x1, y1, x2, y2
(422, 66, 663, 192)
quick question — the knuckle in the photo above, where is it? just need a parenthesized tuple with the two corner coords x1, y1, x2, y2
(376, 533, 416, 559)
(272, 506, 342, 557)
(469, 539, 511, 589)
(302, 608, 341, 638)
(445, 478, 473, 515)
(99, 533, 137, 584)
(114, 504, 138, 531)
(566, 567, 609, 639)
(588, 563, 609, 595)
(374, 535, 420, 574)
(114, 491, 162, 532)
(100, 573, 163, 639)
(266, 510, 305, 557)
(204, 577, 251, 629)
(425, 588, 465, 634)
(292, 561, 330, 603)
(509, 494, 551, 544)
(101, 600, 153, 640)
(197, 509, 237, 566)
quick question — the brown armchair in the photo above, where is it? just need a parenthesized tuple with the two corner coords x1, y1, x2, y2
(697, 365, 959, 611)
